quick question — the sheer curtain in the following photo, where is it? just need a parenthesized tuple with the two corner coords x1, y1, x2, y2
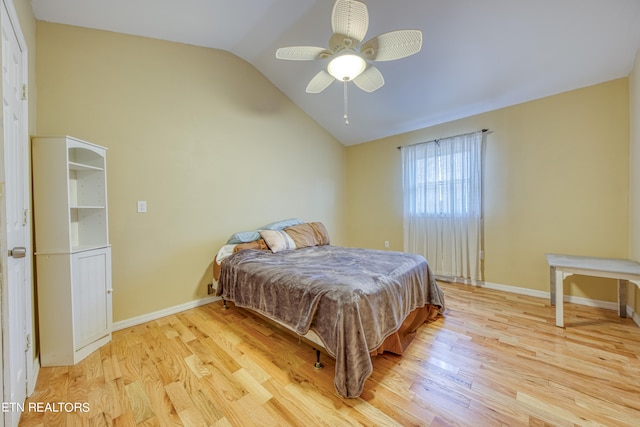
(401, 131, 483, 282)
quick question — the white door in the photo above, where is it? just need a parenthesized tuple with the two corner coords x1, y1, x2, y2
(1, 1, 31, 426)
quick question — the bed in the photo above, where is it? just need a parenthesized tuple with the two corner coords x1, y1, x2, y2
(214, 220, 445, 398)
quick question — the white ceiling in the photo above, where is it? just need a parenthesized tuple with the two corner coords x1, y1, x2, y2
(30, 0, 640, 146)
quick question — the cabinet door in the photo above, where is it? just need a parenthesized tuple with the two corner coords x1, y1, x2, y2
(72, 248, 112, 351)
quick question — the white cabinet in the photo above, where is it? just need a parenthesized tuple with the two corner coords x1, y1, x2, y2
(32, 136, 112, 366)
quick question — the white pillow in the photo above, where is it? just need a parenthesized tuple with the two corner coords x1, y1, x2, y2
(215, 244, 238, 264)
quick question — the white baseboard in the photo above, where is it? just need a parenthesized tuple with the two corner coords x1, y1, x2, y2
(113, 295, 221, 331)
(479, 280, 549, 299)
(447, 279, 639, 326)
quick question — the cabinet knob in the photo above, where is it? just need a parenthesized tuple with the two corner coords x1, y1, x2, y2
(107, 289, 113, 294)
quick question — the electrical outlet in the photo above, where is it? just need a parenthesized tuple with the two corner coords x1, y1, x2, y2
(137, 200, 147, 213)
(384, 241, 390, 248)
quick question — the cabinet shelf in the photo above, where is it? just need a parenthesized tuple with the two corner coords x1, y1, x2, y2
(69, 161, 104, 172)
(71, 244, 110, 254)
(70, 205, 106, 209)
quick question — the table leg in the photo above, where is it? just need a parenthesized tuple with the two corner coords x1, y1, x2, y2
(554, 269, 564, 327)
(618, 279, 628, 318)
(550, 266, 556, 306)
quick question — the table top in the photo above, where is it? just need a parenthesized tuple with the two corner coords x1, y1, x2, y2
(545, 253, 640, 277)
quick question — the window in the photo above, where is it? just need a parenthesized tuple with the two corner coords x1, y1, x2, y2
(403, 132, 482, 218)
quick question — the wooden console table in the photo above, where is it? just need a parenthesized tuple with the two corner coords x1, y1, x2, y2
(545, 253, 640, 327)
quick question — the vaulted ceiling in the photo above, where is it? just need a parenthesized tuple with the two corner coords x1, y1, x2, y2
(30, 0, 640, 146)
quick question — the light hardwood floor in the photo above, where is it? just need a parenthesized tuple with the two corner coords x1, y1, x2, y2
(20, 282, 640, 426)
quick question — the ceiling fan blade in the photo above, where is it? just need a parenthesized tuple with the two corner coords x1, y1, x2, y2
(361, 30, 423, 61)
(331, 0, 369, 43)
(306, 70, 336, 93)
(276, 46, 332, 61)
(353, 65, 384, 92)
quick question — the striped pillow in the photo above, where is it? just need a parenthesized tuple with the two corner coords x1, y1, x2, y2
(259, 230, 296, 253)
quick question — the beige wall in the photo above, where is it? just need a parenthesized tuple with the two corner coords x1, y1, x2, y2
(630, 48, 640, 316)
(347, 79, 629, 302)
(36, 22, 347, 322)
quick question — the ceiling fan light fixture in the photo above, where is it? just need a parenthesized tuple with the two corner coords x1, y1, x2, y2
(327, 52, 366, 81)
(276, 0, 423, 125)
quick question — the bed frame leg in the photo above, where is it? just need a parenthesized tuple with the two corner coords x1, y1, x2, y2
(222, 299, 228, 310)
(313, 349, 323, 369)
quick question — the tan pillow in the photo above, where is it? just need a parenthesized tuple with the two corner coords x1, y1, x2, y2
(284, 222, 330, 248)
(233, 239, 269, 253)
(259, 230, 296, 253)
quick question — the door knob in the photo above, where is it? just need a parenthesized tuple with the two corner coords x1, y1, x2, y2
(8, 247, 26, 258)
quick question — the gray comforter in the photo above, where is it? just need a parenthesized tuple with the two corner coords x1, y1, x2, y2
(217, 245, 444, 398)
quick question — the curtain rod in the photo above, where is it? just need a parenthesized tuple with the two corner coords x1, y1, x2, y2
(396, 128, 489, 150)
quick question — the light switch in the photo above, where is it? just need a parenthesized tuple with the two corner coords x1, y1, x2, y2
(137, 200, 147, 213)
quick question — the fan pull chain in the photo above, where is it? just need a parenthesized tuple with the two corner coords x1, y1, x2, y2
(343, 81, 349, 125)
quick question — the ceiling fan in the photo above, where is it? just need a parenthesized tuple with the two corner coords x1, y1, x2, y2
(276, 0, 422, 123)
